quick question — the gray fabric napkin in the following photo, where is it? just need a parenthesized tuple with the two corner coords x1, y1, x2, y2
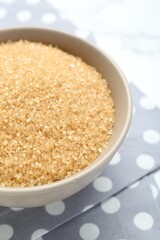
(42, 174, 160, 240)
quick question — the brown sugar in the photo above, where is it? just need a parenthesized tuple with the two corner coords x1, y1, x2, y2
(0, 40, 115, 187)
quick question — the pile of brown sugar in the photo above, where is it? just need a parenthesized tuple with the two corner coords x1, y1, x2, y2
(0, 40, 115, 187)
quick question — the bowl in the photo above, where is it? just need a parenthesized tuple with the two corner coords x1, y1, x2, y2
(0, 28, 132, 207)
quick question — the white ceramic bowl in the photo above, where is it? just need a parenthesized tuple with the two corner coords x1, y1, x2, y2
(0, 28, 132, 207)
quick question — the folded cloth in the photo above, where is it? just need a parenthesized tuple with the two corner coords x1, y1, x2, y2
(41, 175, 160, 240)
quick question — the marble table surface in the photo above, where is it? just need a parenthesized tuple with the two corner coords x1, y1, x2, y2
(47, 0, 160, 108)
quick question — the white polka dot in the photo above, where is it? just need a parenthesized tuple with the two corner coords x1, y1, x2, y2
(11, 207, 24, 211)
(136, 154, 155, 170)
(79, 223, 100, 240)
(31, 229, 48, 240)
(150, 184, 158, 199)
(16, 10, 32, 22)
(0, 7, 6, 19)
(140, 97, 155, 110)
(143, 130, 160, 144)
(109, 152, 121, 165)
(26, 0, 40, 4)
(2, 0, 15, 4)
(93, 176, 113, 192)
(134, 212, 154, 230)
(129, 180, 140, 188)
(41, 13, 56, 24)
(0, 224, 14, 240)
(45, 201, 65, 216)
(82, 205, 93, 212)
(101, 197, 120, 214)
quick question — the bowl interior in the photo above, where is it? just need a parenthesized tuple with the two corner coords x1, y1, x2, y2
(0, 28, 132, 191)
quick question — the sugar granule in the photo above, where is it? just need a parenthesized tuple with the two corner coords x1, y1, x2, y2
(0, 41, 115, 187)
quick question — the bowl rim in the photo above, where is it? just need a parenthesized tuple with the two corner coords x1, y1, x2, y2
(0, 27, 132, 194)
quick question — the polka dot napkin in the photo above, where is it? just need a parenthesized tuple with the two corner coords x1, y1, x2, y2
(0, 0, 160, 239)
(44, 176, 160, 240)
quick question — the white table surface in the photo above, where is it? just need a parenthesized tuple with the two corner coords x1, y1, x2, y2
(47, 0, 160, 108)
